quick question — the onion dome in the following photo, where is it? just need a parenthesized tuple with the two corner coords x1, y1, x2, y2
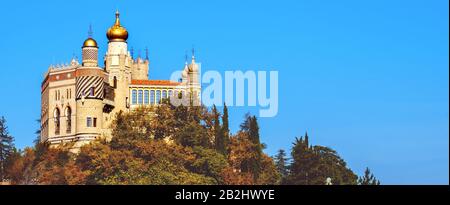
(106, 10, 129, 42)
(82, 37, 98, 47)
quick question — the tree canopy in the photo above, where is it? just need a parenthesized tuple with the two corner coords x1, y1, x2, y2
(0, 105, 378, 185)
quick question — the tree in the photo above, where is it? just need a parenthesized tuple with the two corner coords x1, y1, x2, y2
(174, 121, 211, 148)
(358, 167, 380, 185)
(239, 114, 262, 181)
(212, 105, 227, 156)
(274, 149, 288, 184)
(221, 103, 230, 153)
(190, 146, 228, 184)
(257, 154, 281, 185)
(286, 133, 358, 185)
(0, 116, 14, 182)
(5, 147, 36, 184)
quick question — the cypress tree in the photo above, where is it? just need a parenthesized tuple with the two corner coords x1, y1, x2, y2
(212, 105, 226, 155)
(240, 114, 262, 181)
(221, 103, 230, 154)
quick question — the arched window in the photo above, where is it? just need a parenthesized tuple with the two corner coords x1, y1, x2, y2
(150, 90, 155, 104)
(162, 90, 167, 99)
(144, 90, 149, 104)
(65, 107, 72, 133)
(113, 76, 117, 88)
(156, 90, 161, 104)
(132, 90, 137, 104)
(138, 90, 143, 104)
(54, 108, 60, 135)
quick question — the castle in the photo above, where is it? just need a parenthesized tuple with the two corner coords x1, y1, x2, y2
(40, 11, 201, 148)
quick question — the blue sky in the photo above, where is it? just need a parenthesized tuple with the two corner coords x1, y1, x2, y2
(0, 0, 448, 184)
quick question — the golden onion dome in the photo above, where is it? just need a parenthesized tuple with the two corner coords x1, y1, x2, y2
(82, 37, 98, 47)
(106, 10, 128, 42)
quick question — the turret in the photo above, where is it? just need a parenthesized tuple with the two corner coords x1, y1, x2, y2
(82, 37, 98, 67)
(105, 10, 132, 112)
(74, 32, 105, 146)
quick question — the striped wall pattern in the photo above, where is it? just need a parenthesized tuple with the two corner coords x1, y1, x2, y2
(76, 76, 104, 99)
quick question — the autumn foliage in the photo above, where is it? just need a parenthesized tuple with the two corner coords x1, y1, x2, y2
(1, 101, 369, 185)
(3, 103, 280, 185)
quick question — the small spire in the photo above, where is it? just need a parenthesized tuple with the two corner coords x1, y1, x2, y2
(88, 24, 93, 38)
(191, 46, 196, 64)
(145, 47, 149, 60)
(185, 51, 188, 64)
(114, 10, 120, 26)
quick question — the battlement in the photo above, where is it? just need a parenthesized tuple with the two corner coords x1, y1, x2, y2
(44, 59, 80, 77)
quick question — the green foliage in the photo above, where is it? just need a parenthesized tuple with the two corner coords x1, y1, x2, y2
(358, 167, 381, 185)
(190, 146, 228, 184)
(212, 105, 228, 156)
(221, 103, 230, 154)
(286, 134, 358, 185)
(174, 121, 211, 148)
(2, 104, 367, 185)
(274, 149, 288, 184)
(239, 114, 263, 181)
(0, 116, 14, 181)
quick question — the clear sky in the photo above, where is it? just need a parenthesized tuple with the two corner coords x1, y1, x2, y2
(0, 0, 448, 184)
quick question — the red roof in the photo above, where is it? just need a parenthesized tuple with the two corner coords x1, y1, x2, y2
(131, 79, 181, 86)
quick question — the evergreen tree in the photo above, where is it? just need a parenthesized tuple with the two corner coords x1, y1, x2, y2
(274, 149, 288, 184)
(287, 136, 315, 184)
(0, 116, 14, 181)
(212, 105, 226, 155)
(358, 167, 380, 185)
(239, 114, 262, 181)
(286, 133, 357, 185)
(221, 103, 230, 154)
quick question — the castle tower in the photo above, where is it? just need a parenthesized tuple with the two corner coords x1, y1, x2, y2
(74, 35, 105, 146)
(105, 10, 132, 112)
(187, 51, 201, 104)
(131, 54, 149, 80)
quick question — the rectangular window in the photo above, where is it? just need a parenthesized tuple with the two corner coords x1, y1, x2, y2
(93, 118, 97, 127)
(144, 90, 149, 104)
(156, 90, 161, 104)
(138, 90, 143, 104)
(132, 90, 137, 104)
(150, 90, 155, 104)
(87, 117, 92, 127)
